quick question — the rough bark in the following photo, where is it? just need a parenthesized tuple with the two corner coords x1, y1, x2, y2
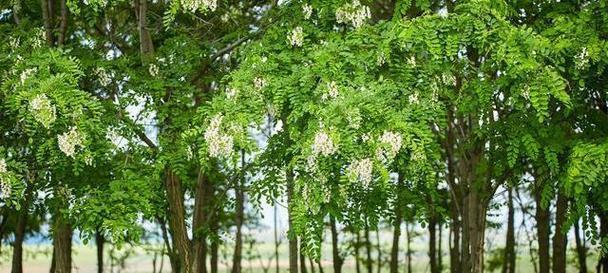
(598, 214, 608, 273)
(404, 222, 412, 273)
(232, 151, 246, 273)
(287, 169, 298, 273)
(300, 243, 308, 273)
(58, 0, 69, 45)
(574, 220, 587, 273)
(40, 0, 54, 45)
(330, 216, 344, 273)
(552, 193, 568, 273)
(449, 202, 461, 273)
(193, 170, 211, 273)
(52, 207, 73, 273)
(429, 215, 438, 273)
(502, 187, 516, 273)
(165, 168, 192, 273)
(535, 191, 551, 273)
(389, 199, 402, 273)
(136, 0, 154, 56)
(96, 230, 105, 273)
(11, 186, 31, 273)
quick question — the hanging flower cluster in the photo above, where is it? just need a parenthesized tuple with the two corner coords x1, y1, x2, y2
(335, 0, 371, 28)
(322, 81, 339, 101)
(575, 47, 589, 70)
(29, 94, 57, 129)
(378, 131, 402, 160)
(96, 67, 112, 87)
(288, 27, 304, 47)
(254, 77, 267, 90)
(20, 68, 37, 85)
(348, 158, 373, 187)
(312, 131, 337, 156)
(0, 180, 10, 199)
(149, 64, 160, 77)
(204, 114, 234, 158)
(226, 87, 238, 99)
(181, 0, 217, 13)
(58, 127, 85, 158)
(302, 4, 313, 20)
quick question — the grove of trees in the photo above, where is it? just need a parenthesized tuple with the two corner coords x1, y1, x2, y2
(0, 0, 607, 273)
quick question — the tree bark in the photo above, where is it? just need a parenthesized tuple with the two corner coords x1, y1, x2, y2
(389, 199, 402, 273)
(330, 216, 344, 273)
(552, 192, 567, 273)
(450, 202, 461, 273)
(40, 0, 54, 45)
(58, 0, 69, 45)
(52, 207, 73, 273)
(502, 187, 516, 273)
(136, 0, 154, 56)
(365, 225, 373, 273)
(193, 170, 211, 273)
(11, 186, 32, 273)
(232, 151, 246, 273)
(429, 215, 438, 273)
(274, 203, 280, 273)
(404, 222, 412, 273)
(165, 168, 192, 273)
(535, 191, 551, 273)
(574, 220, 587, 273)
(300, 243, 308, 273)
(287, 169, 298, 273)
(96, 230, 105, 273)
(376, 229, 382, 273)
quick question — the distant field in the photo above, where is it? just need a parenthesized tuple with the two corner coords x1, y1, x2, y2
(0, 241, 596, 273)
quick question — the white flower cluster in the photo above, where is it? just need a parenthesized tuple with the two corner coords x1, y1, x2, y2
(348, 158, 373, 187)
(0, 158, 6, 174)
(9, 37, 20, 50)
(254, 77, 267, 90)
(378, 131, 402, 160)
(149, 64, 159, 77)
(321, 81, 339, 101)
(96, 68, 112, 87)
(0, 180, 10, 199)
(288, 27, 304, 47)
(312, 131, 336, 156)
(29, 94, 57, 129)
(302, 4, 313, 20)
(335, 0, 371, 29)
(204, 114, 233, 158)
(226, 87, 238, 99)
(377, 53, 386, 66)
(58, 127, 85, 158)
(181, 0, 217, 13)
(20, 68, 37, 85)
(408, 93, 419, 104)
(575, 47, 589, 70)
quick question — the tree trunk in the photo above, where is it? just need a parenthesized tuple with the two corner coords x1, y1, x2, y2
(232, 151, 246, 273)
(450, 202, 461, 273)
(389, 201, 402, 273)
(535, 191, 551, 273)
(96, 230, 105, 273)
(404, 222, 412, 273)
(330, 216, 344, 273)
(52, 207, 73, 273)
(193, 169, 211, 273)
(355, 231, 362, 273)
(438, 222, 443, 273)
(287, 169, 298, 273)
(502, 187, 516, 273)
(274, 203, 280, 273)
(12, 187, 32, 273)
(552, 193, 567, 273)
(376, 229, 382, 273)
(300, 243, 308, 273)
(165, 168, 192, 273)
(210, 209, 219, 273)
(429, 215, 438, 273)
(365, 225, 373, 273)
(574, 220, 587, 273)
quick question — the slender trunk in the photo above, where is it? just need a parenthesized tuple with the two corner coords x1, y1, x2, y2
(232, 151, 246, 273)
(376, 229, 382, 273)
(96, 230, 105, 273)
(330, 217, 344, 273)
(355, 231, 362, 273)
(502, 187, 516, 273)
(464, 186, 488, 273)
(365, 225, 373, 273)
(574, 220, 587, 273)
(287, 169, 298, 273)
(429, 215, 438, 273)
(309, 257, 316, 273)
(450, 202, 461, 273)
(317, 260, 324, 273)
(300, 243, 308, 273)
(210, 210, 219, 273)
(165, 168, 192, 273)
(404, 222, 412, 273)
(12, 186, 32, 273)
(389, 201, 402, 273)
(438, 223, 443, 273)
(552, 193, 568, 273)
(52, 205, 73, 273)
(535, 191, 551, 273)
(193, 170, 211, 273)
(58, 0, 68, 45)
(40, 0, 54, 45)
(136, 0, 154, 56)
(274, 203, 280, 273)
(0, 209, 8, 256)
(597, 214, 608, 273)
